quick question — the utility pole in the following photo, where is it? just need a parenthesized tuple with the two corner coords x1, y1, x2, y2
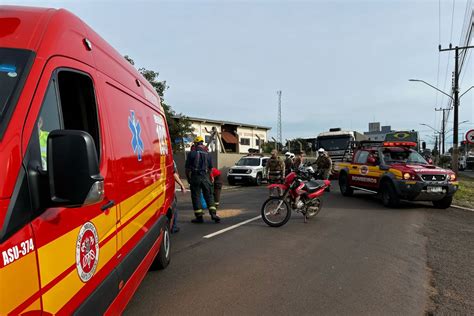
(439, 43, 474, 174)
(277, 90, 282, 152)
(435, 107, 448, 154)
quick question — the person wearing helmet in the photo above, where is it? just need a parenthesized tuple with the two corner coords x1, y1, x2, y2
(185, 136, 220, 223)
(284, 152, 294, 176)
(315, 148, 332, 180)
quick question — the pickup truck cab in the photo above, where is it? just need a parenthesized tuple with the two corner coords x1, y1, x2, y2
(227, 155, 269, 186)
(335, 141, 458, 208)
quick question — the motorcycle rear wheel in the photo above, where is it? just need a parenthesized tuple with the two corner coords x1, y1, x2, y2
(261, 197, 291, 227)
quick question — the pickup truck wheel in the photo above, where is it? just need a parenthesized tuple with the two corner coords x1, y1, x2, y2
(432, 196, 453, 209)
(255, 173, 262, 186)
(339, 173, 353, 196)
(381, 181, 400, 208)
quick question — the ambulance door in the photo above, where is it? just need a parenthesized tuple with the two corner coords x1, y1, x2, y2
(101, 81, 164, 259)
(23, 57, 118, 314)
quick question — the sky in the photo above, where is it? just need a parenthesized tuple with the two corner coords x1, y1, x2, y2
(3, 0, 473, 148)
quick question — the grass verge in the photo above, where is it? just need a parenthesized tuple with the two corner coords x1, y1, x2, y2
(453, 175, 474, 209)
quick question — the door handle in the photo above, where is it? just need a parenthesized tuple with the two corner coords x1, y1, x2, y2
(101, 200, 115, 211)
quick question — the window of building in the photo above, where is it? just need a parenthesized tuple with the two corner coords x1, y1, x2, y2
(256, 139, 261, 146)
(240, 138, 250, 146)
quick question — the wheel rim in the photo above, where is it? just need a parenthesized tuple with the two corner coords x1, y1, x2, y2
(263, 199, 288, 224)
(163, 229, 170, 259)
(257, 175, 262, 185)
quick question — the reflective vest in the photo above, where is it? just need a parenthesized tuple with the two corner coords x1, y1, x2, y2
(39, 129, 49, 169)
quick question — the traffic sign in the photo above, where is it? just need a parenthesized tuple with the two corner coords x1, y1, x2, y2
(466, 129, 474, 144)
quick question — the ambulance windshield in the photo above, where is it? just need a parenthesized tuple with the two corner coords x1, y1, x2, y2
(0, 48, 35, 139)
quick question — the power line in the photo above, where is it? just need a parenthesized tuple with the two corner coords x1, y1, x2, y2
(441, 0, 456, 109)
(435, 0, 442, 110)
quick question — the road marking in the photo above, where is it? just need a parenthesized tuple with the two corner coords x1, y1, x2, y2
(451, 204, 474, 212)
(203, 215, 262, 239)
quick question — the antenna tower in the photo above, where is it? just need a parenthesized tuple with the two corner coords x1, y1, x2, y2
(277, 90, 282, 150)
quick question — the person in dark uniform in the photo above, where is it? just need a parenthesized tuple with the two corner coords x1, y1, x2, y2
(185, 136, 220, 223)
(211, 167, 223, 208)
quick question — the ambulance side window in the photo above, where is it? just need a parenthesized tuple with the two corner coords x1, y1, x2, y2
(57, 70, 101, 159)
(37, 80, 62, 170)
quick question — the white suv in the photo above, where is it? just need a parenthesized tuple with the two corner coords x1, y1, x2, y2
(227, 155, 269, 186)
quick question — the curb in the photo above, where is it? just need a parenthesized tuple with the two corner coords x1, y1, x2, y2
(451, 204, 474, 212)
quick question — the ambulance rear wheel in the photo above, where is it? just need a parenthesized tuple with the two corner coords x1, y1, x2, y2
(150, 223, 171, 270)
(339, 173, 353, 196)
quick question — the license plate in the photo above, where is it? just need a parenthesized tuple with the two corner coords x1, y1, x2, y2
(427, 186, 443, 193)
(235, 177, 242, 180)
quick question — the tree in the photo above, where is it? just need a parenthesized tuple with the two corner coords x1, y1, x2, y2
(124, 55, 193, 150)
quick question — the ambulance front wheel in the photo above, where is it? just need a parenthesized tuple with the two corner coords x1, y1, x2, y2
(150, 222, 171, 270)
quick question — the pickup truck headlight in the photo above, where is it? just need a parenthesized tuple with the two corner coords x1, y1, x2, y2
(403, 172, 416, 180)
(246, 169, 252, 174)
(228, 169, 233, 174)
(449, 174, 456, 181)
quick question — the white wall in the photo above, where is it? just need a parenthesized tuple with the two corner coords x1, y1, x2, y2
(237, 127, 268, 153)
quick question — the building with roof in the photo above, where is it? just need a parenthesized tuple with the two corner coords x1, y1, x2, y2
(174, 115, 271, 154)
(364, 122, 393, 141)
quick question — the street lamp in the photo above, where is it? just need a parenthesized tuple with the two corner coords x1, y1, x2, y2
(409, 79, 473, 173)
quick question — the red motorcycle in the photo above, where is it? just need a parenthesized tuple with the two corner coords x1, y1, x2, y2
(261, 171, 330, 227)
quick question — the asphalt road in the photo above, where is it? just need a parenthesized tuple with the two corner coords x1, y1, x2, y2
(125, 183, 472, 315)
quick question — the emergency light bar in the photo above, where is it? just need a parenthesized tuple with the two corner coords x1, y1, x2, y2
(383, 141, 417, 147)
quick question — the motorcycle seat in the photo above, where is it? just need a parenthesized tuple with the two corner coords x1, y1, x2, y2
(305, 180, 326, 192)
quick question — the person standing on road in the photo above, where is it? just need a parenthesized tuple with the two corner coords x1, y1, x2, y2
(185, 136, 221, 223)
(266, 149, 285, 183)
(315, 148, 332, 180)
(284, 152, 294, 176)
(211, 167, 223, 208)
(172, 160, 186, 233)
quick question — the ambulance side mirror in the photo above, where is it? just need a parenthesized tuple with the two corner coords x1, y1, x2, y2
(47, 130, 104, 207)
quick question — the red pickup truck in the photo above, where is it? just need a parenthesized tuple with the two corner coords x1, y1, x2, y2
(334, 141, 458, 208)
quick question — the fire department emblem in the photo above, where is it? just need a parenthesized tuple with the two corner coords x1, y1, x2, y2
(75, 222, 99, 282)
(360, 165, 369, 175)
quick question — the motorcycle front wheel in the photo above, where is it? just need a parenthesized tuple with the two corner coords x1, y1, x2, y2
(261, 197, 291, 227)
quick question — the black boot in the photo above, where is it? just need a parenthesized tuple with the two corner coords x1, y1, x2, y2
(210, 212, 221, 223)
(191, 216, 204, 223)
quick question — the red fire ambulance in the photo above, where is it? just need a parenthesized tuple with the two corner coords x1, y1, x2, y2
(0, 6, 175, 314)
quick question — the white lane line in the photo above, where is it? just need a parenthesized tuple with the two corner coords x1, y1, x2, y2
(203, 215, 262, 239)
(451, 205, 474, 212)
